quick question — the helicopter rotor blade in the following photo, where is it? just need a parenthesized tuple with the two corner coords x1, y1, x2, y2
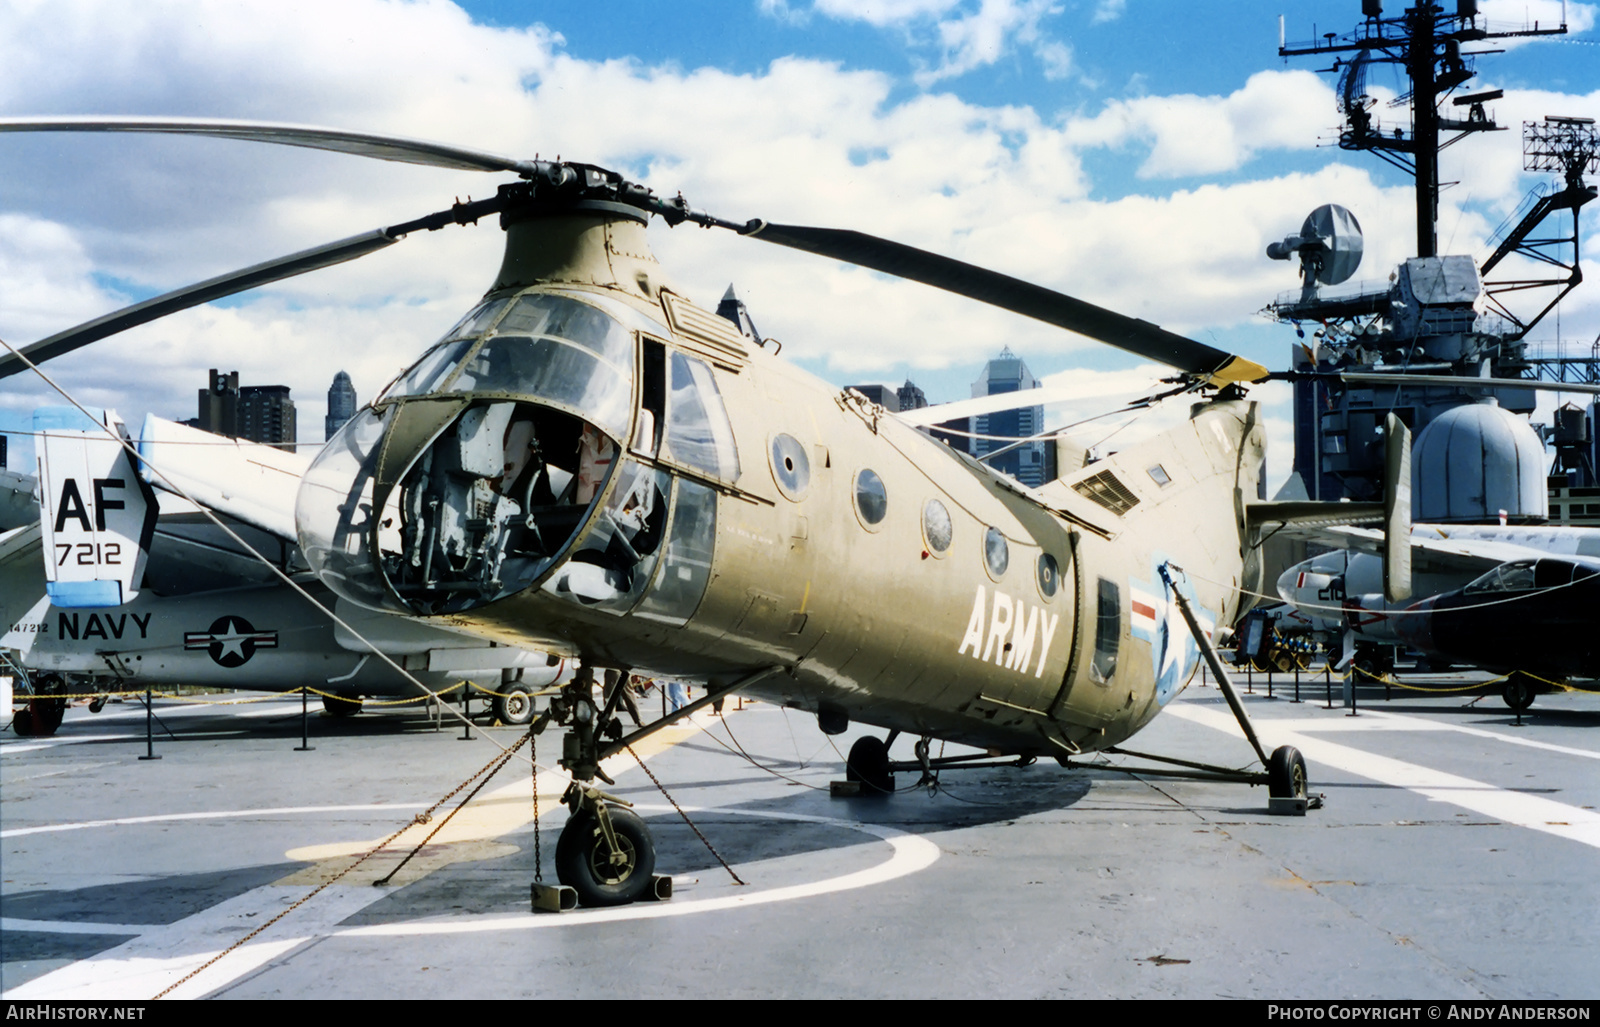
(0, 194, 507, 382)
(0, 116, 542, 176)
(738, 221, 1268, 387)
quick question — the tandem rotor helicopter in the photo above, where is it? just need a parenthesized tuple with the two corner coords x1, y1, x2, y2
(0, 116, 1415, 907)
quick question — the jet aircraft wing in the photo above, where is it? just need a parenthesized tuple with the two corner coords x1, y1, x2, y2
(1290, 525, 1553, 577)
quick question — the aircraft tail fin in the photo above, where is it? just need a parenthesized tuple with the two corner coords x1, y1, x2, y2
(35, 407, 157, 608)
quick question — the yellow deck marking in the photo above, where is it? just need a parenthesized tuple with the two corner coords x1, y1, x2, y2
(278, 711, 716, 885)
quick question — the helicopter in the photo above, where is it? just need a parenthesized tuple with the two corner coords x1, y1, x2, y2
(1, 116, 1409, 907)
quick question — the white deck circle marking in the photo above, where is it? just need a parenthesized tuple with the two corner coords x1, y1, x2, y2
(0, 804, 429, 839)
(336, 804, 941, 935)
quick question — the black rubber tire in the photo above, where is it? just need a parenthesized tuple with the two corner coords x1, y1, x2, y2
(29, 675, 67, 736)
(555, 807, 656, 907)
(88, 696, 107, 713)
(1267, 745, 1308, 800)
(1502, 674, 1536, 712)
(322, 693, 363, 717)
(493, 684, 534, 726)
(11, 707, 34, 736)
(845, 735, 895, 796)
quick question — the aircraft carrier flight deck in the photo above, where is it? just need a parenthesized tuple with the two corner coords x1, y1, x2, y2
(3, 671, 1597, 1001)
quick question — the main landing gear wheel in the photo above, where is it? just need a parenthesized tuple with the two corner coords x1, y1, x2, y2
(322, 693, 363, 717)
(845, 735, 895, 797)
(1501, 674, 1537, 712)
(555, 806, 656, 907)
(493, 683, 534, 726)
(21, 674, 68, 737)
(1267, 745, 1308, 800)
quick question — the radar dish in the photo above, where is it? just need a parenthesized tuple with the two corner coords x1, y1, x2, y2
(1266, 203, 1364, 287)
(1303, 204, 1364, 285)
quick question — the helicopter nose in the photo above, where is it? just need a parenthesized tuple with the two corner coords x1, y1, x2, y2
(295, 405, 410, 614)
(296, 393, 620, 617)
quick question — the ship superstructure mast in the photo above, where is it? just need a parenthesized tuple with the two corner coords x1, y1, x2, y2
(1280, 0, 1566, 259)
(1270, 2, 1600, 519)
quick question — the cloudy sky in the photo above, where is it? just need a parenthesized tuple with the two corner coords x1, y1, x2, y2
(2, 0, 1596, 489)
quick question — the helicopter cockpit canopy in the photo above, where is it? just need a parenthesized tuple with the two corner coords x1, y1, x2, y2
(381, 292, 636, 438)
(295, 289, 705, 617)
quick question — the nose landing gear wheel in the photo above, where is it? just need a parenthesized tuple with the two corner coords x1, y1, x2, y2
(23, 674, 68, 737)
(494, 683, 534, 726)
(555, 806, 656, 907)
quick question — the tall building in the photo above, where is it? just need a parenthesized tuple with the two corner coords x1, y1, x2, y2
(847, 379, 931, 416)
(847, 383, 901, 412)
(971, 347, 1050, 487)
(325, 370, 357, 440)
(197, 369, 297, 450)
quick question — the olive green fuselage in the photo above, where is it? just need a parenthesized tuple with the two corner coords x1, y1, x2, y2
(342, 213, 1265, 757)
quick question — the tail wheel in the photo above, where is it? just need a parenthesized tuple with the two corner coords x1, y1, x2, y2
(555, 807, 655, 907)
(1267, 745, 1308, 800)
(845, 735, 895, 796)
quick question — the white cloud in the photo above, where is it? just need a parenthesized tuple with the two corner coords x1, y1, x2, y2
(1090, 0, 1126, 24)
(918, 0, 1060, 85)
(764, 0, 1071, 86)
(0, 0, 1593, 455)
(810, 0, 964, 27)
(0, 215, 123, 344)
(1064, 70, 1337, 178)
(1478, 0, 1597, 38)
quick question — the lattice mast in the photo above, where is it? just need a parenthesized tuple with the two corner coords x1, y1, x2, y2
(1280, 0, 1566, 259)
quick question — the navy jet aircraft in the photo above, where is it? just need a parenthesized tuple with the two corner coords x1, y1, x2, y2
(1275, 524, 1600, 708)
(4, 408, 567, 736)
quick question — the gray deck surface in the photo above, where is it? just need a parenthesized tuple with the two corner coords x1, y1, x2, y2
(3, 671, 1597, 1000)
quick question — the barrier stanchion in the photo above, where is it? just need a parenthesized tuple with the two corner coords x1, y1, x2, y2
(139, 685, 160, 761)
(296, 687, 314, 751)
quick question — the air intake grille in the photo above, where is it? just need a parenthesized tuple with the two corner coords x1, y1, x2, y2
(1072, 470, 1140, 516)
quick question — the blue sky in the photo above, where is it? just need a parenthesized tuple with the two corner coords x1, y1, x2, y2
(1, 0, 1596, 485)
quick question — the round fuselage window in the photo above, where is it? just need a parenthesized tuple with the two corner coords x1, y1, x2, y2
(984, 526, 1009, 579)
(854, 469, 888, 528)
(923, 498, 953, 554)
(769, 434, 810, 501)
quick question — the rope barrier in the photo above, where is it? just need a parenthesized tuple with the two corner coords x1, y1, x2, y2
(1350, 662, 1588, 693)
(4, 680, 572, 706)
